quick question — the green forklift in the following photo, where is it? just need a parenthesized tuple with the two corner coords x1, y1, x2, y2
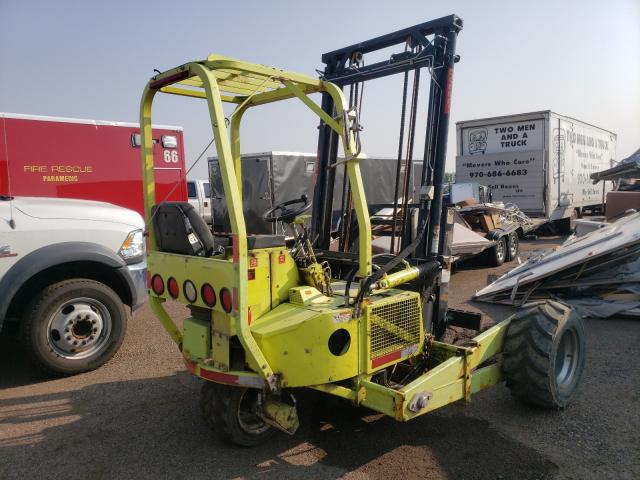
(140, 15, 585, 446)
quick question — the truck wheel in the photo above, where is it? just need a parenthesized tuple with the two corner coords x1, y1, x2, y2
(21, 279, 127, 376)
(506, 232, 519, 261)
(503, 300, 585, 409)
(200, 382, 276, 447)
(488, 236, 507, 266)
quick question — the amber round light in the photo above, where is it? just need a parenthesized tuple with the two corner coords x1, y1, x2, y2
(201, 283, 216, 307)
(220, 288, 232, 313)
(151, 274, 164, 295)
(167, 277, 179, 299)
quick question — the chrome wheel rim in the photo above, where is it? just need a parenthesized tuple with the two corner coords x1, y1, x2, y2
(555, 328, 580, 388)
(46, 297, 112, 360)
(509, 235, 518, 258)
(496, 240, 506, 262)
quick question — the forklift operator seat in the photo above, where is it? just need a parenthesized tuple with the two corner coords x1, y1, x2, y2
(152, 202, 287, 257)
(152, 202, 216, 257)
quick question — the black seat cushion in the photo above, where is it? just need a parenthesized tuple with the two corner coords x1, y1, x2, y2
(214, 234, 286, 250)
(152, 202, 215, 257)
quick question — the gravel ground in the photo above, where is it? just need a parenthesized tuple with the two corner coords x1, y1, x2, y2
(1, 236, 639, 479)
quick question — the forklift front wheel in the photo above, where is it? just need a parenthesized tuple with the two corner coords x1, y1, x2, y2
(502, 300, 585, 409)
(200, 382, 276, 447)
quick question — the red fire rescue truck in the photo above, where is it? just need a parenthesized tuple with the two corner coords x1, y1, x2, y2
(0, 112, 188, 215)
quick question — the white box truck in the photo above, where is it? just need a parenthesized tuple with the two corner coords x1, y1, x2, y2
(455, 111, 616, 232)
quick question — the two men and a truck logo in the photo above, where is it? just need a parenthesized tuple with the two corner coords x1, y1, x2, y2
(467, 122, 539, 156)
(468, 128, 488, 155)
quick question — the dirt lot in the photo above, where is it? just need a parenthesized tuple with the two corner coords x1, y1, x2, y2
(1, 237, 639, 480)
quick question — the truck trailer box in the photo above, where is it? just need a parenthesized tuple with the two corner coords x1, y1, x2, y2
(455, 111, 616, 223)
(0, 113, 188, 217)
(209, 152, 423, 234)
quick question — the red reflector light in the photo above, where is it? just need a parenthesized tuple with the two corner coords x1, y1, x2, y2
(151, 274, 164, 295)
(167, 277, 179, 299)
(201, 283, 216, 307)
(183, 280, 197, 303)
(220, 288, 232, 313)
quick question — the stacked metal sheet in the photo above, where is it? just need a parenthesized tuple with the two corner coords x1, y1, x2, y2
(474, 212, 640, 318)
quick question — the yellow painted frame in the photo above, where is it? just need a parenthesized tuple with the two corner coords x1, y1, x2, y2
(310, 317, 511, 421)
(140, 55, 372, 388)
(140, 53, 517, 423)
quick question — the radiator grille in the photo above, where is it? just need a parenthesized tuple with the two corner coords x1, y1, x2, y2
(369, 295, 421, 360)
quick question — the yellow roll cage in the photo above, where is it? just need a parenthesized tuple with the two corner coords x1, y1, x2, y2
(139, 54, 372, 384)
(139, 50, 517, 423)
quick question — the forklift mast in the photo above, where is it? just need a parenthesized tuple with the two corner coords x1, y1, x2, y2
(312, 15, 462, 335)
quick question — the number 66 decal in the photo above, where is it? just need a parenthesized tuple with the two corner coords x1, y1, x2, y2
(163, 150, 179, 163)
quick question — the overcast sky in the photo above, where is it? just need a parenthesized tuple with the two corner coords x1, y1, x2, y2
(1, 0, 638, 180)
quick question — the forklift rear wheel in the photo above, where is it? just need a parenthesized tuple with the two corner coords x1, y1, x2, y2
(200, 382, 276, 447)
(488, 237, 507, 266)
(506, 232, 519, 261)
(503, 300, 585, 409)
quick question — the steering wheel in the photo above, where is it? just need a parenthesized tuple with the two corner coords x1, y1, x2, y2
(262, 194, 312, 223)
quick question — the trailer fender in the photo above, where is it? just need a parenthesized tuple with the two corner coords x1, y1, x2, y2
(486, 224, 518, 241)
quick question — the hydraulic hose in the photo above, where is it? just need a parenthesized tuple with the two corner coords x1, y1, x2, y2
(353, 213, 431, 317)
(343, 265, 359, 307)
